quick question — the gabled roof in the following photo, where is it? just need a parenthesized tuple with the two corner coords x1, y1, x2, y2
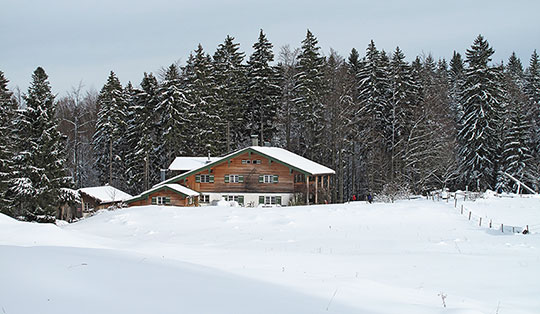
(78, 186, 133, 203)
(126, 184, 199, 204)
(158, 146, 335, 187)
(168, 157, 220, 171)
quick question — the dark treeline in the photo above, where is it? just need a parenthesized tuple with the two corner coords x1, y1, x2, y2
(1, 30, 539, 221)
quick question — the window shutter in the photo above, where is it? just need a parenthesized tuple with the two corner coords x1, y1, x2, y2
(276, 196, 282, 205)
(151, 197, 156, 205)
(224, 175, 229, 183)
(259, 175, 263, 183)
(273, 175, 279, 183)
(209, 175, 214, 183)
(258, 196, 264, 204)
(195, 175, 200, 183)
(165, 197, 171, 205)
(239, 175, 244, 183)
(238, 195, 244, 205)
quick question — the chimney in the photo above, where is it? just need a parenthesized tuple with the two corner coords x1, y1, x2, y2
(160, 169, 167, 182)
(206, 151, 211, 164)
(251, 135, 259, 146)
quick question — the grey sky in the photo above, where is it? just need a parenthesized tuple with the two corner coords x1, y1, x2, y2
(1, 0, 539, 96)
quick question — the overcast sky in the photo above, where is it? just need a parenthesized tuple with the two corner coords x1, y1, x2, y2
(1, 0, 539, 96)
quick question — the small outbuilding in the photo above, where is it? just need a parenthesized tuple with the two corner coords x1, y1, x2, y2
(78, 186, 133, 214)
(126, 184, 200, 207)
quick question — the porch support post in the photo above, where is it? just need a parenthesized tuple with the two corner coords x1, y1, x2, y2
(326, 175, 330, 203)
(315, 175, 319, 204)
(306, 175, 309, 205)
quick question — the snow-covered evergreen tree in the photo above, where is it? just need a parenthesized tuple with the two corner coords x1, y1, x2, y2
(126, 73, 161, 194)
(7, 67, 70, 221)
(246, 30, 280, 146)
(213, 36, 247, 152)
(276, 45, 300, 151)
(293, 30, 327, 161)
(183, 45, 221, 155)
(0, 71, 17, 214)
(356, 40, 391, 192)
(155, 65, 192, 167)
(498, 53, 536, 191)
(92, 71, 128, 188)
(457, 35, 504, 191)
(449, 51, 465, 123)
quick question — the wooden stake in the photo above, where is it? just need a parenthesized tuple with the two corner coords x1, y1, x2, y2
(501, 224, 504, 233)
(461, 205, 463, 215)
(479, 217, 482, 226)
(468, 211, 471, 220)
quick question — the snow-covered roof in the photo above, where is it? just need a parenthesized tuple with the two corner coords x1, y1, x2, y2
(159, 146, 335, 187)
(126, 184, 200, 203)
(78, 186, 133, 203)
(248, 146, 335, 175)
(168, 157, 220, 171)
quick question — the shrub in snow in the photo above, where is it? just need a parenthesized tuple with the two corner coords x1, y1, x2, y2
(376, 181, 411, 203)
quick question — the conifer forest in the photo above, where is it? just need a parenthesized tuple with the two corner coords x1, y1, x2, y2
(1, 31, 539, 221)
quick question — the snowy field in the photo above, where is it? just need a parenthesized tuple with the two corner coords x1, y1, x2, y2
(1, 195, 539, 314)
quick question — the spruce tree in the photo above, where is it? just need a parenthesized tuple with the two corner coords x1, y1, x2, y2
(0, 71, 17, 214)
(183, 45, 221, 155)
(356, 40, 391, 192)
(293, 30, 327, 161)
(155, 65, 191, 166)
(126, 73, 161, 194)
(7, 67, 70, 221)
(457, 35, 504, 191)
(213, 36, 247, 152)
(92, 71, 128, 188)
(246, 30, 280, 146)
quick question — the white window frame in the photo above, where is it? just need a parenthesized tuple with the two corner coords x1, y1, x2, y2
(254, 159, 262, 164)
(263, 175, 273, 183)
(200, 194, 210, 203)
(156, 196, 167, 205)
(200, 174, 211, 183)
(265, 196, 277, 205)
(230, 174, 240, 183)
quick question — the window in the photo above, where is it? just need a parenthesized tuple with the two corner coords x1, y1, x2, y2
(241, 159, 251, 164)
(259, 195, 282, 205)
(196, 174, 214, 183)
(222, 195, 244, 205)
(254, 159, 262, 164)
(188, 196, 193, 205)
(84, 203, 90, 211)
(259, 175, 278, 183)
(152, 196, 171, 205)
(225, 174, 243, 183)
(200, 194, 210, 203)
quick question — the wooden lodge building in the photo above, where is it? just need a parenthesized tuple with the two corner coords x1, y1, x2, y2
(126, 145, 335, 207)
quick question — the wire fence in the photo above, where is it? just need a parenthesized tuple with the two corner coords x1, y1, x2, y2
(429, 190, 537, 235)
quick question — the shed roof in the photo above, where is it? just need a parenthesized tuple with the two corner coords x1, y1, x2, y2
(168, 157, 220, 171)
(78, 186, 133, 203)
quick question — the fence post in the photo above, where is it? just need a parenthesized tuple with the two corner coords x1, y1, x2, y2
(489, 219, 492, 228)
(454, 195, 457, 208)
(461, 205, 463, 215)
(479, 217, 482, 226)
(501, 224, 504, 233)
(468, 211, 472, 220)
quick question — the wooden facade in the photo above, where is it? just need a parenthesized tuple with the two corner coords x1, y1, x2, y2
(178, 152, 301, 194)
(126, 185, 199, 207)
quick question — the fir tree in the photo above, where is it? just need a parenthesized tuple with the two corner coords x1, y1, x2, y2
(293, 29, 327, 161)
(457, 35, 504, 191)
(92, 71, 128, 188)
(246, 30, 280, 146)
(183, 45, 221, 155)
(126, 73, 161, 194)
(7, 67, 70, 221)
(0, 71, 17, 214)
(213, 36, 247, 152)
(449, 51, 465, 123)
(155, 65, 191, 166)
(356, 40, 391, 191)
